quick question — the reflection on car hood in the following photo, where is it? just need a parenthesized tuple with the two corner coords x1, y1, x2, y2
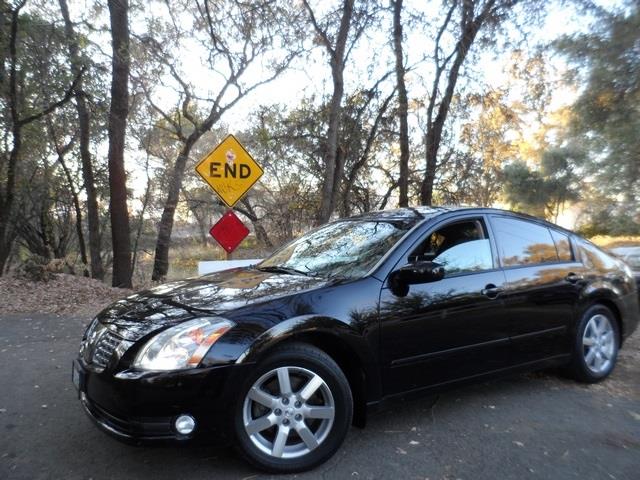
(96, 267, 329, 340)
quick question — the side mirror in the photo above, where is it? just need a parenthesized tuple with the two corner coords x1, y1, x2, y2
(393, 261, 445, 286)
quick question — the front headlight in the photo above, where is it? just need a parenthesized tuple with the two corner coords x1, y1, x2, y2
(133, 317, 234, 371)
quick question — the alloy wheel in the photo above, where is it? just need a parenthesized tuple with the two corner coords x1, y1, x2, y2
(582, 313, 615, 374)
(242, 366, 335, 459)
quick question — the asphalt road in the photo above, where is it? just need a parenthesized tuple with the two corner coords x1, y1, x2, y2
(1, 313, 639, 480)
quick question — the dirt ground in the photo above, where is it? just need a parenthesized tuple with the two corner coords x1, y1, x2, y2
(0, 274, 132, 317)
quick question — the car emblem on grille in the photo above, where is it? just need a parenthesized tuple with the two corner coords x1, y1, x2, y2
(81, 320, 123, 370)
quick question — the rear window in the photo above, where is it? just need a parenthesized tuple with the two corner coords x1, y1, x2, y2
(579, 240, 618, 271)
(491, 216, 559, 267)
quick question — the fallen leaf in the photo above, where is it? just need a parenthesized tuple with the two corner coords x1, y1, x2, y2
(629, 411, 640, 421)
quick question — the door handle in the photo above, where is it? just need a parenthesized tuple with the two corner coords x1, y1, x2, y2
(481, 283, 503, 298)
(565, 272, 582, 284)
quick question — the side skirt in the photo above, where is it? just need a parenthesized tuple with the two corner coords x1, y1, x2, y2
(366, 353, 571, 414)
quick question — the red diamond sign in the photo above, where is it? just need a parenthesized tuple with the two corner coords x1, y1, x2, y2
(209, 210, 249, 254)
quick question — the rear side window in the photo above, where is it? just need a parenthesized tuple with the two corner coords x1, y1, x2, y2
(550, 229, 573, 262)
(491, 216, 559, 267)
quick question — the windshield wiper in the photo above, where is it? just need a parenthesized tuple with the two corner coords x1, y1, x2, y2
(256, 265, 309, 276)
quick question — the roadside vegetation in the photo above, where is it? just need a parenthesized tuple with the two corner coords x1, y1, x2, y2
(0, 0, 638, 292)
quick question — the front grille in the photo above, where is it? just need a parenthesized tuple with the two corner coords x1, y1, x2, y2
(91, 330, 121, 369)
(81, 319, 123, 370)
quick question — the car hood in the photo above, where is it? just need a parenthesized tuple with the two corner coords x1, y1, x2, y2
(97, 267, 330, 341)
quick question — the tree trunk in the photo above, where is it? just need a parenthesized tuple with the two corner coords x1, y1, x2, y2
(131, 156, 152, 277)
(420, 0, 495, 205)
(238, 199, 273, 249)
(312, 0, 354, 225)
(0, 5, 21, 274)
(392, 0, 410, 207)
(152, 146, 193, 281)
(59, 0, 104, 280)
(0, 4, 25, 274)
(107, 0, 132, 288)
(317, 63, 346, 225)
(57, 153, 90, 276)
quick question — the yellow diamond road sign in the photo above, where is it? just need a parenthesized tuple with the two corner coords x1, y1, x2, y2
(195, 134, 263, 207)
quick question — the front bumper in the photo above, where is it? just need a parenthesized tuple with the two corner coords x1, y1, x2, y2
(73, 358, 254, 443)
(80, 392, 179, 442)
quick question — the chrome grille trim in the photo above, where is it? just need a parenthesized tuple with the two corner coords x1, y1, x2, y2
(91, 330, 121, 369)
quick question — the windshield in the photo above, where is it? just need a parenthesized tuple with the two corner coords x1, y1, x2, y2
(258, 220, 411, 279)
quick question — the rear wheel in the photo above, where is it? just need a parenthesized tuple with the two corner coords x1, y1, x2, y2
(233, 343, 352, 473)
(567, 304, 619, 383)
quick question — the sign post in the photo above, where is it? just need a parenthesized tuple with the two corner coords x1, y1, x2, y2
(194, 134, 263, 259)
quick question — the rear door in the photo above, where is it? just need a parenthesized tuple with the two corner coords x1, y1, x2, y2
(488, 215, 581, 363)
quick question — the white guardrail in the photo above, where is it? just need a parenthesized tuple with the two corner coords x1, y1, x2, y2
(198, 259, 263, 275)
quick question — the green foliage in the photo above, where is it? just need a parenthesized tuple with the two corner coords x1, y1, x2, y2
(555, 1, 640, 233)
(502, 146, 582, 220)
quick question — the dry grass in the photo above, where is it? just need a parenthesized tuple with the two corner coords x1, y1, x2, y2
(132, 240, 270, 285)
(590, 235, 640, 248)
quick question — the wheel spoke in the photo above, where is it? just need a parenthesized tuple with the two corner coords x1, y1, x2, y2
(594, 352, 603, 370)
(585, 348, 596, 365)
(594, 317, 603, 334)
(299, 374, 323, 401)
(246, 414, 275, 435)
(583, 336, 595, 346)
(305, 405, 334, 419)
(296, 423, 319, 450)
(271, 425, 290, 458)
(248, 387, 277, 409)
(277, 367, 292, 395)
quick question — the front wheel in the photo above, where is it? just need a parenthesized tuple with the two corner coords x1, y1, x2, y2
(567, 304, 619, 383)
(233, 343, 353, 473)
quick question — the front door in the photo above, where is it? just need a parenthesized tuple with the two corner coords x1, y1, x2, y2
(379, 216, 511, 395)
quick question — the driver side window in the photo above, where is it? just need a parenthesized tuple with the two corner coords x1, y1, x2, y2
(410, 219, 494, 276)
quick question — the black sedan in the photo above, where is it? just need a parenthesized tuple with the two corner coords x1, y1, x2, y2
(73, 207, 639, 473)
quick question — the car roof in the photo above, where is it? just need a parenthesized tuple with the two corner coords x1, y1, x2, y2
(346, 206, 574, 234)
(347, 205, 460, 223)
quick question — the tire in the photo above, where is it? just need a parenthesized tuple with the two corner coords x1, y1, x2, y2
(567, 304, 620, 383)
(233, 343, 353, 473)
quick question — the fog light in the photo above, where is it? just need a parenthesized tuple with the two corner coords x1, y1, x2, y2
(175, 414, 196, 435)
